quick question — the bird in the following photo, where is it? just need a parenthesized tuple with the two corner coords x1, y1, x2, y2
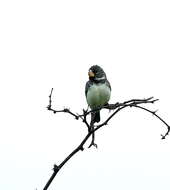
(85, 65, 111, 123)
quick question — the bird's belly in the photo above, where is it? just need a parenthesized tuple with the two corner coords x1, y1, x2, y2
(86, 83, 111, 109)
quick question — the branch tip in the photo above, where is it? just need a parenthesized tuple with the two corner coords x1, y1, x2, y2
(50, 88, 53, 95)
(151, 99, 159, 103)
(147, 96, 154, 100)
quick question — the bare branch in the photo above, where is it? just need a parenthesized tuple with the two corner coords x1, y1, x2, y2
(133, 105, 170, 139)
(47, 88, 79, 120)
(42, 88, 169, 190)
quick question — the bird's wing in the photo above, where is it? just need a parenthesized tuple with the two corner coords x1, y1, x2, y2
(106, 79, 111, 91)
(85, 81, 91, 97)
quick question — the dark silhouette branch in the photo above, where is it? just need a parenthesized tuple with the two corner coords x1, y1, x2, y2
(132, 105, 170, 139)
(42, 88, 170, 190)
(47, 88, 79, 120)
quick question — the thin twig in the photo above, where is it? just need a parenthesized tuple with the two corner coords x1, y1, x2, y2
(47, 88, 79, 119)
(133, 105, 170, 139)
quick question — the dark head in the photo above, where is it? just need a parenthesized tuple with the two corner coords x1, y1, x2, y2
(88, 65, 106, 81)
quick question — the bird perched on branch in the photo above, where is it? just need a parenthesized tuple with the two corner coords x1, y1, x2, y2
(85, 65, 111, 123)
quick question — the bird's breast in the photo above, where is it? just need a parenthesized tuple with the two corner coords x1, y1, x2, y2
(86, 83, 111, 109)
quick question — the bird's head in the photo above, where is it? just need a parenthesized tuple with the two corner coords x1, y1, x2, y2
(88, 65, 106, 81)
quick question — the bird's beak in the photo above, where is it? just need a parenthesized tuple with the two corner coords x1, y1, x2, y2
(88, 70, 95, 78)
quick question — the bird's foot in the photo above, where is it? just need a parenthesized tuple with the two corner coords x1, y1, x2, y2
(88, 141, 98, 149)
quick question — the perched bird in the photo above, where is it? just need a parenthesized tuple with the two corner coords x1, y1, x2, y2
(85, 65, 111, 123)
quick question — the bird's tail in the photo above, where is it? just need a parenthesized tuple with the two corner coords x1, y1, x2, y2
(91, 111, 100, 123)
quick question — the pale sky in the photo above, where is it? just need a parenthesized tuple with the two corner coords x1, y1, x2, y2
(0, 0, 170, 190)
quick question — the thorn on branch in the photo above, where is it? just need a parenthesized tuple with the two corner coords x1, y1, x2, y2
(53, 164, 60, 172)
(161, 134, 166, 139)
(152, 110, 158, 115)
(75, 115, 79, 120)
(63, 108, 69, 112)
(47, 105, 51, 110)
(80, 146, 84, 151)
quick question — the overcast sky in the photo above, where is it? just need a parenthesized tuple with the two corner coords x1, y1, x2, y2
(1, 0, 170, 190)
